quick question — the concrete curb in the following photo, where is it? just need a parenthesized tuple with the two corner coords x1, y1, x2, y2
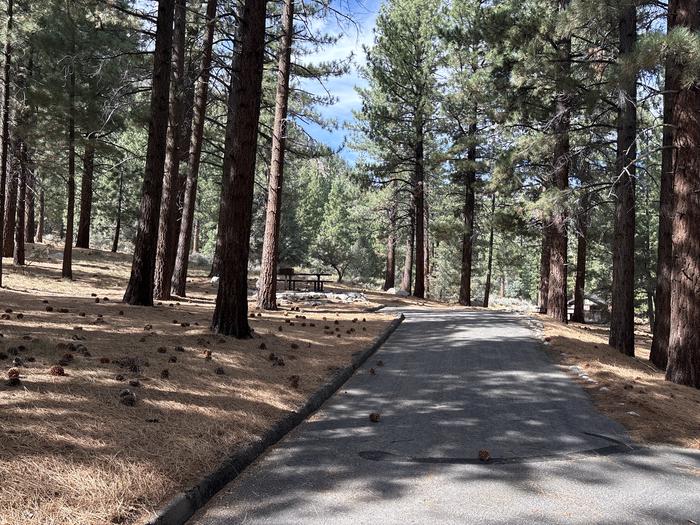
(146, 313, 405, 525)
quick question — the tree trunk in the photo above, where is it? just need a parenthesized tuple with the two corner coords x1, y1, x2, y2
(62, 27, 77, 280)
(172, 0, 218, 297)
(75, 139, 95, 249)
(257, 0, 294, 310)
(383, 196, 396, 291)
(651, 0, 679, 370)
(413, 122, 425, 298)
(572, 208, 589, 323)
(13, 140, 25, 265)
(211, 0, 268, 337)
(3, 146, 17, 257)
(546, 0, 571, 323)
(666, 0, 700, 389)
(0, 0, 12, 286)
(458, 123, 477, 306)
(484, 194, 495, 308)
(401, 208, 414, 294)
(37, 189, 43, 243)
(538, 226, 552, 313)
(61, 20, 76, 279)
(25, 162, 34, 243)
(154, 0, 187, 301)
(112, 170, 123, 253)
(609, 2, 637, 356)
(123, 0, 175, 305)
(424, 191, 430, 296)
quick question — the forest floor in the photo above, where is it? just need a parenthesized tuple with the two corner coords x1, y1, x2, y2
(536, 314, 700, 450)
(0, 244, 398, 525)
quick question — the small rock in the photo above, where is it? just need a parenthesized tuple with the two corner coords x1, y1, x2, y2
(626, 411, 640, 417)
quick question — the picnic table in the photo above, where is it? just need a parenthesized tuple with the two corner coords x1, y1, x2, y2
(277, 268, 333, 292)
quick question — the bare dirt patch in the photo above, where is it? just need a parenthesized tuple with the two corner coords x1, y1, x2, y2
(535, 314, 700, 450)
(0, 246, 393, 525)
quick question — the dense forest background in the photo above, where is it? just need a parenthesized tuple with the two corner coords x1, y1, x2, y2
(1, 0, 698, 385)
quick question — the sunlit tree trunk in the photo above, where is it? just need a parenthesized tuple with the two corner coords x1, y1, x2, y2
(651, 0, 679, 370)
(609, 2, 637, 356)
(257, 0, 294, 310)
(172, 0, 218, 297)
(666, 0, 700, 389)
(154, 0, 187, 300)
(211, 0, 268, 337)
(123, 0, 175, 305)
(75, 138, 95, 249)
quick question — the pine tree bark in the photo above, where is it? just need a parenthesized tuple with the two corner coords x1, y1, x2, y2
(666, 0, 700, 389)
(112, 170, 123, 253)
(154, 0, 187, 300)
(546, 0, 571, 323)
(401, 207, 414, 294)
(123, 0, 175, 305)
(25, 163, 34, 243)
(211, 0, 268, 337)
(3, 150, 17, 257)
(572, 207, 589, 323)
(609, 2, 637, 356)
(37, 189, 43, 243)
(413, 122, 425, 298)
(383, 196, 397, 291)
(651, 0, 679, 370)
(538, 226, 552, 313)
(75, 139, 95, 249)
(257, 0, 294, 310)
(0, 0, 12, 286)
(13, 139, 25, 265)
(171, 0, 218, 297)
(458, 122, 477, 306)
(484, 194, 495, 308)
(62, 26, 77, 280)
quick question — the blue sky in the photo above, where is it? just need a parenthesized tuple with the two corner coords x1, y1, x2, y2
(297, 0, 381, 163)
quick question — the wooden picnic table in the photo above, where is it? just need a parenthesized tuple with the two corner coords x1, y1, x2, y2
(277, 270, 333, 292)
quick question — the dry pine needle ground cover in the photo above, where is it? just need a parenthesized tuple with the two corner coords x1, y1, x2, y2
(0, 246, 393, 525)
(536, 314, 700, 450)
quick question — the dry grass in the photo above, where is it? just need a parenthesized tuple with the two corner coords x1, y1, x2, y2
(0, 245, 393, 525)
(536, 314, 700, 450)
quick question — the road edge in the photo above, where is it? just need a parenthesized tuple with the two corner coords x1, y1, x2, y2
(145, 313, 405, 525)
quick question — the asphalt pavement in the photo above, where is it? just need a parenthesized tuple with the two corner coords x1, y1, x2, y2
(189, 308, 700, 524)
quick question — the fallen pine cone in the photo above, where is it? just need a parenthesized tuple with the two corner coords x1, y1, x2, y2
(478, 449, 491, 462)
(369, 413, 380, 423)
(289, 375, 300, 389)
(376, 360, 384, 367)
(369, 368, 376, 375)
(215, 367, 225, 375)
(7, 367, 20, 379)
(119, 389, 136, 406)
(49, 365, 65, 376)
(160, 369, 169, 379)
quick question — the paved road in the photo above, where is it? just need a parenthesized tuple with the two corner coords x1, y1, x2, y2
(190, 309, 700, 524)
